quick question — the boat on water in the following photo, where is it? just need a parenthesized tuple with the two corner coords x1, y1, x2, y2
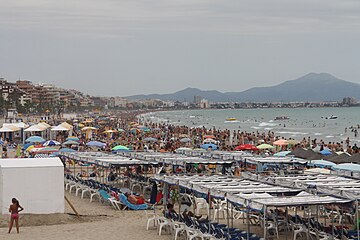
(274, 116, 289, 121)
(225, 117, 237, 121)
(322, 115, 338, 120)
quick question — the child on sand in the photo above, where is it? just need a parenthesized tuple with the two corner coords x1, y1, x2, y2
(8, 198, 24, 234)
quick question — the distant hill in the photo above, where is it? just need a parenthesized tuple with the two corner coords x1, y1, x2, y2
(127, 73, 360, 102)
(127, 87, 232, 102)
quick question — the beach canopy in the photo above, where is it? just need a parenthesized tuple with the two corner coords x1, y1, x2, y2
(0, 125, 21, 132)
(24, 125, 46, 132)
(86, 141, 106, 148)
(26, 136, 45, 143)
(51, 125, 71, 131)
(308, 160, 336, 168)
(333, 163, 360, 172)
(256, 143, 275, 149)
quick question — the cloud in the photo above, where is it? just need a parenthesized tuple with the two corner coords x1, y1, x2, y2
(1, 0, 360, 37)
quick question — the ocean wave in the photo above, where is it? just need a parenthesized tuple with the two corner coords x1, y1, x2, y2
(224, 120, 240, 123)
(259, 122, 278, 127)
(251, 126, 262, 129)
(276, 131, 308, 135)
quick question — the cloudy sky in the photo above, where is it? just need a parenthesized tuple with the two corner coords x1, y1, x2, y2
(1, 0, 360, 96)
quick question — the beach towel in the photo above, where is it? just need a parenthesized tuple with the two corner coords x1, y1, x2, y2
(119, 194, 148, 210)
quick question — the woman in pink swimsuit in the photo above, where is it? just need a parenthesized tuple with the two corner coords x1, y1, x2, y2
(8, 198, 24, 233)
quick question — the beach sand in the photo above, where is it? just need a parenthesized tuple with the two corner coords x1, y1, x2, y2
(0, 191, 170, 240)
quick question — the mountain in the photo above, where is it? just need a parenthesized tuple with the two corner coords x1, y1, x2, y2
(127, 87, 232, 102)
(127, 73, 360, 102)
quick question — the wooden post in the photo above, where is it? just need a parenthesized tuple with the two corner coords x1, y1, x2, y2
(64, 196, 80, 218)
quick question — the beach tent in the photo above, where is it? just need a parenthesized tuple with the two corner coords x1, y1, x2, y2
(0, 158, 64, 214)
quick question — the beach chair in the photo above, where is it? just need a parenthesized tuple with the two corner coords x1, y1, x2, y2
(119, 194, 148, 210)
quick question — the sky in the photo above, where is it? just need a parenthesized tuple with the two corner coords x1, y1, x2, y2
(1, 0, 360, 97)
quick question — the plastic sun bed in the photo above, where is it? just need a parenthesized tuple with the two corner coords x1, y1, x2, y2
(119, 194, 148, 210)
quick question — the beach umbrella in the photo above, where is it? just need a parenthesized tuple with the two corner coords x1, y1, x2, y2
(144, 137, 157, 142)
(152, 128, 161, 131)
(59, 148, 76, 153)
(63, 140, 79, 145)
(43, 140, 61, 147)
(320, 149, 332, 156)
(286, 139, 299, 145)
(81, 126, 97, 131)
(103, 130, 117, 133)
(22, 143, 33, 150)
(25, 145, 35, 152)
(200, 143, 218, 150)
(31, 147, 58, 153)
(273, 151, 292, 157)
(235, 144, 258, 151)
(333, 163, 360, 172)
(273, 139, 288, 146)
(308, 160, 336, 168)
(180, 137, 191, 143)
(256, 143, 275, 149)
(112, 145, 129, 151)
(26, 136, 45, 143)
(66, 136, 79, 141)
(176, 147, 192, 152)
(204, 135, 216, 139)
(86, 141, 106, 148)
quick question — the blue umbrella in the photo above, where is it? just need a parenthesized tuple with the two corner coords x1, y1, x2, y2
(66, 137, 79, 141)
(320, 149, 332, 156)
(59, 148, 76, 153)
(26, 136, 45, 143)
(200, 143, 218, 150)
(22, 142, 33, 150)
(333, 163, 360, 172)
(43, 140, 61, 146)
(180, 137, 191, 143)
(86, 141, 106, 148)
(273, 151, 291, 157)
(144, 137, 157, 142)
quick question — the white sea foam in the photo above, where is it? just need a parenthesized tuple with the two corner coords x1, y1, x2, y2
(251, 126, 261, 129)
(259, 122, 278, 127)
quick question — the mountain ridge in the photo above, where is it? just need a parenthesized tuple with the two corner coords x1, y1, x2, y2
(126, 73, 360, 102)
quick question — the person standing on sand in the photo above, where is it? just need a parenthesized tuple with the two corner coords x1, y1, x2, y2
(8, 198, 24, 234)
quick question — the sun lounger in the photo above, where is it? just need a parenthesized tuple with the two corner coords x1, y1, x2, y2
(119, 194, 148, 210)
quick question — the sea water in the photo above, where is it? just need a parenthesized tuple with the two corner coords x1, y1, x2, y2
(142, 107, 360, 144)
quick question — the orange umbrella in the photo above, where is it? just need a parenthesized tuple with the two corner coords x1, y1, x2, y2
(204, 135, 216, 139)
(273, 139, 288, 146)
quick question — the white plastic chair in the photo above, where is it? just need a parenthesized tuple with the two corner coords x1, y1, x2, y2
(195, 197, 209, 216)
(145, 210, 157, 230)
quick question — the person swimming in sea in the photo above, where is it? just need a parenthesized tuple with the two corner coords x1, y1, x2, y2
(8, 198, 24, 234)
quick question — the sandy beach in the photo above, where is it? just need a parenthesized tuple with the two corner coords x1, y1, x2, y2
(0, 191, 170, 240)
